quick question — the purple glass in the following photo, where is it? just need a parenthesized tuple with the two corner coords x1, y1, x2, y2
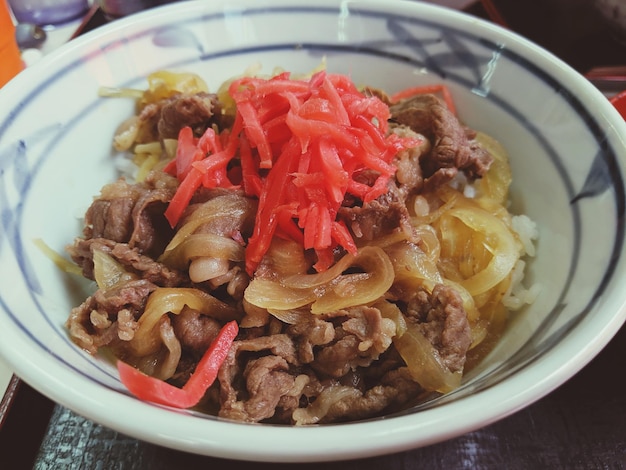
(8, 0, 89, 26)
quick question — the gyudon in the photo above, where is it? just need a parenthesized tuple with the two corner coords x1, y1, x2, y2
(65, 69, 538, 424)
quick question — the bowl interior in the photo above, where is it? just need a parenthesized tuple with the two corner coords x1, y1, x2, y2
(1, 0, 625, 461)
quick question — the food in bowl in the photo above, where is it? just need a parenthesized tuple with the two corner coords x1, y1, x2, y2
(63, 67, 538, 424)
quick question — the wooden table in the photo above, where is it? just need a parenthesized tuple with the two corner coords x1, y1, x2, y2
(1, 1, 626, 468)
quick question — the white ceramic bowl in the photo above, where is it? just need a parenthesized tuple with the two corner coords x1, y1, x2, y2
(1, 0, 626, 462)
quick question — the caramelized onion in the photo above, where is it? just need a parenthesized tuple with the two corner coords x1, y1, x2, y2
(444, 280, 480, 323)
(473, 131, 512, 204)
(374, 300, 407, 337)
(393, 322, 462, 393)
(243, 278, 317, 311)
(159, 233, 244, 270)
(263, 238, 309, 276)
(164, 194, 254, 250)
(189, 257, 230, 283)
(92, 248, 137, 290)
(414, 224, 441, 263)
(385, 241, 442, 289)
(245, 246, 395, 314)
(281, 252, 356, 290)
(141, 70, 209, 106)
(441, 205, 520, 296)
(292, 385, 361, 425)
(113, 115, 140, 151)
(156, 318, 182, 380)
(131, 287, 238, 356)
(410, 186, 458, 226)
(308, 246, 394, 313)
(267, 308, 311, 325)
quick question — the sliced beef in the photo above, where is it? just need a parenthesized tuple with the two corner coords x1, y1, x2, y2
(390, 125, 429, 193)
(66, 279, 157, 354)
(338, 180, 415, 242)
(171, 306, 222, 357)
(285, 316, 335, 364)
(405, 284, 472, 373)
(167, 307, 226, 385)
(301, 306, 396, 379)
(389, 93, 492, 186)
(234, 334, 299, 365)
(361, 86, 392, 104)
(67, 237, 188, 288)
(83, 172, 177, 258)
(183, 190, 257, 239)
(217, 334, 302, 422)
(86, 197, 134, 243)
(315, 368, 423, 423)
(216, 305, 402, 423)
(310, 334, 361, 378)
(138, 92, 232, 142)
(239, 355, 298, 421)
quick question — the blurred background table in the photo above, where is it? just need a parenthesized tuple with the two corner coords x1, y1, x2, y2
(1, 1, 626, 468)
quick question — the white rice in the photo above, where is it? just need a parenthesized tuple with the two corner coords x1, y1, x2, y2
(503, 214, 541, 310)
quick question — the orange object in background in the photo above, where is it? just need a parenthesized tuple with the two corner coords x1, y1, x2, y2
(0, 0, 23, 88)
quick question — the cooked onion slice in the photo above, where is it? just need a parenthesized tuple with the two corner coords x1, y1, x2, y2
(439, 205, 520, 296)
(92, 248, 137, 290)
(292, 385, 361, 425)
(374, 300, 408, 337)
(159, 233, 244, 270)
(189, 257, 231, 283)
(473, 131, 512, 204)
(163, 194, 253, 252)
(131, 287, 238, 356)
(394, 323, 462, 393)
(242, 278, 318, 311)
(385, 241, 442, 289)
(112, 116, 140, 152)
(156, 319, 182, 380)
(244, 246, 395, 314)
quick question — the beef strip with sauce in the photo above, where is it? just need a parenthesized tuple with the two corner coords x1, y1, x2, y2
(137, 92, 233, 142)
